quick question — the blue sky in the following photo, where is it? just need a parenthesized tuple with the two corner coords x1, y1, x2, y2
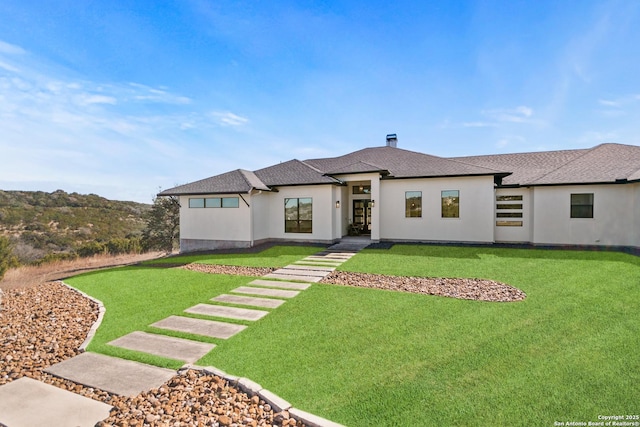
(1, 1, 639, 202)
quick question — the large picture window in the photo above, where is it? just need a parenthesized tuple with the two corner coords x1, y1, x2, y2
(571, 193, 594, 218)
(285, 198, 312, 233)
(405, 191, 422, 217)
(441, 190, 460, 218)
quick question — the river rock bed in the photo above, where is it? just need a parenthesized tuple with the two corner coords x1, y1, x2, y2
(180, 264, 276, 277)
(321, 271, 526, 302)
(0, 282, 304, 426)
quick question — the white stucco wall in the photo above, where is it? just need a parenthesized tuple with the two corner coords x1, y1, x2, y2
(251, 192, 271, 242)
(494, 188, 532, 243)
(532, 184, 637, 246)
(261, 185, 337, 242)
(179, 194, 252, 250)
(379, 176, 495, 242)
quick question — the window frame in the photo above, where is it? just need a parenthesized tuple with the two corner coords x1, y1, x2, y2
(284, 197, 313, 233)
(570, 193, 594, 219)
(405, 191, 422, 218)
(441, 190, 460, 218)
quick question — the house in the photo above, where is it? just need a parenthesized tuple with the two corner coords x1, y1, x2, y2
(159, 135, 640, 253)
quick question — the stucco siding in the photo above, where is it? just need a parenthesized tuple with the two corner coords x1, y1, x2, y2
(262, 185, 336, 242)
(379, 176, 495, 242)
(494, 188, 532, 243)
(179, 195, 251, 247)
(532, 184, 637, 246)
(251, 192, 271, 241)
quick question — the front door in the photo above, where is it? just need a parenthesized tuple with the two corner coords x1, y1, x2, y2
(352, 200, 372, 235)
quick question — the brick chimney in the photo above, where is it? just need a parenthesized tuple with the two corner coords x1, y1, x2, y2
(386, 133, 397, 148)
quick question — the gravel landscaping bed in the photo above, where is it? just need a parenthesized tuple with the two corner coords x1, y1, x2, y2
(180, 264, 277, 277)
(321, 271, 526, 302)
(0, 282, 304, 426)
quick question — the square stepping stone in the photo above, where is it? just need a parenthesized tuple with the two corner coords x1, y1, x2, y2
(151, 316, 247, 339)
(272, 268, 328, 278)
(232, 286, 300, 298)
(185, 303, 269, 321)
(264, 273, 323, 282)
(212, 294, 285, 308)
(281, 264, 335, 272)
(108, 331, 215, 363)
(249, 279, 311, 290)
(45, 352, 176, 397)
(0, 376, 113, 427)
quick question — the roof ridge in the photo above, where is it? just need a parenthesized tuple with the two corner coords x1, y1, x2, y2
(298, 159, 325, 174)
(238, 169, 269, 191)
(527, 145, 600, 185)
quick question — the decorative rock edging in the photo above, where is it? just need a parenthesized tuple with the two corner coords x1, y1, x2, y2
(60, 281, 106, 352)
(188, 365, 346, 427)
(59, 281, 345, 426)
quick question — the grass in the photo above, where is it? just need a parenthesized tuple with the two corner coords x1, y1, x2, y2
(142, 245, 321, 267)
(68, 245, 640, 426)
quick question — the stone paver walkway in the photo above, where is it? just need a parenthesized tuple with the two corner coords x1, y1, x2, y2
(26, 239, 370, 426)
(108, 331, 216, 363)
(0, 376, 112, 427)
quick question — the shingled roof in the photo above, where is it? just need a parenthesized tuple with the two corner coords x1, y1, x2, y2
(159, 169, 270, 196)
(306, 146, 505, 178)
(453, 143, 640, 186)
(159, 143, 640, 196)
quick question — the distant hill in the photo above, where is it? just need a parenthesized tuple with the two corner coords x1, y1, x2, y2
(0, 190, 151, 262)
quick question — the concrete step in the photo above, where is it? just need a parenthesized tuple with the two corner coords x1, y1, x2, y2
(212, 294, 286, 308)
(45, 352, 176, 397)
(249, 279, 311, 290)
(0, 376, 113, 427)
(231, 286, 300, 298)
(263, 273, 323, 282)
(151, 316, 247, 339)
(185, 303, 269, 321)
(108, 331, 215, 363)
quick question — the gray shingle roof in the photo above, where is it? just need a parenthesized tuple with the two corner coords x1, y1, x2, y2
(254, 159, 339, 186)
(159, 169, 269, 196)
(306, 146, 504, 178)
(453, 143, 640, 186)
(159, 143, 640, 196)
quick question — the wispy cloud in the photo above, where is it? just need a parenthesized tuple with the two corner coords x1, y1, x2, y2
(211, 111, 249, 127)
(482, 105, 535, 123)
(0, 40, 26, 55)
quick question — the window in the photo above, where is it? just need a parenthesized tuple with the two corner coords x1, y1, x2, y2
(496, 194, 523, 227)
(285, 198, 312, 233)
(189, 198, 205, 208)
(571, 193, 594, 218)
(441, 190, 460, 218)
(189, 197, 238, 208)
(205, 197, 221, 208)
(222, 197, 239, 208)
(405, 191, 422, 217)
(353, 185, 371, 194)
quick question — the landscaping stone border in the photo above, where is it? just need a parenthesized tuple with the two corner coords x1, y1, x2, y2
(187, 365, 345, 427)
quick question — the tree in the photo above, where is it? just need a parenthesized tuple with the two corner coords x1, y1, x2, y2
(141, 195, 180, 252)
(0, 236, 19, 281)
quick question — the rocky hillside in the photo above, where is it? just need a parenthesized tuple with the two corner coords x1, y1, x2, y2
(0, 190, 151, 262)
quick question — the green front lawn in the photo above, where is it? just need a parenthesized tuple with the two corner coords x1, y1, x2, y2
(68, 245, 640, 426)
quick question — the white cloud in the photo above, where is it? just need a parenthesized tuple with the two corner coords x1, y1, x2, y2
(76, 94, 118, 106)
(598, 99, 619, 107)
(211, 111, 249, 127)
(482, 105, 535, 123)
(0, 40, 26, 55)
(462, 121, 497, 128)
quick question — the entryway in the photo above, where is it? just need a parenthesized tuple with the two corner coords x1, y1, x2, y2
(352, 199, 373, 235)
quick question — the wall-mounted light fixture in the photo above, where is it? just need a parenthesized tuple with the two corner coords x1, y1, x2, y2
(335, 201, 340, 208)
(371, 200, 375, 208)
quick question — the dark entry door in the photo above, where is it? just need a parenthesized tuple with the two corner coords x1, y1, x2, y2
(352, 200, 372, 235)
